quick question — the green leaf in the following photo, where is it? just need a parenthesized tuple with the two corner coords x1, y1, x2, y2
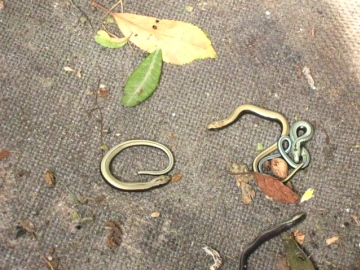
(122, 49, 163, 107)
(94, 30, 128, 48)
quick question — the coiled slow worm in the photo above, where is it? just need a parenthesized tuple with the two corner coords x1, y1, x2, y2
(100, 140, 174, 191)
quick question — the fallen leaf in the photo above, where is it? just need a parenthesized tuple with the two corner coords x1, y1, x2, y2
(275, 255, 290, 270)
(98, 87, 110, 98)
(302, 66, 317, 90)
(185, 6, 194, 12)
(240, 182, 255, 205)
(80, 16, 87, 24)
(93, 2, 217, 65)
(0, 1, 5, 10)
(76, 69, 82, 78)
(257, 142, 263, 151)
(300, 188, 315, 203)
(171, 173, 183, 183)
(122, 49, 162, 107)
(326, 235, 339, 245)
(293, 230, 306, 245)
(63, 66, 75, 72)
(281, 232, 316, 270)
(105, 221, 122, 248)
(94, 30, 129, 48)
(0, 150, 9, 160)
(202, 245, 222, 270)
(44, 170, 56, 188)
(350, 215, 359, 225)
(253, 173, 299, 204)
(230, 163, 255, 204)
(43, 256, 59, 270)
(151, 211, 160, 218)
(20, 219, 36, 234)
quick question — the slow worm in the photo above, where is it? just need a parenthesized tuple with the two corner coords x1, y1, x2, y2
(239, 212, 306, 270)
(100, 140, 174, 191)
(207, 104, 290, 172)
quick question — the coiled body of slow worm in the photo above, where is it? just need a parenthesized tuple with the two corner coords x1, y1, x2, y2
(238, 212, 306, 270)
(207, 104, 290, 172)
(100, 140, 174, 191)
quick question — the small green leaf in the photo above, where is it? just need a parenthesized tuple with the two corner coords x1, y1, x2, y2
(94, 30, 128, 48)
(122, 49, 163, 107)
(105, 16, 115, 24)
(80, 17, 88, 24)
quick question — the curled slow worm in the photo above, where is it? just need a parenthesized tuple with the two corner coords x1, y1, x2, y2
(239, 212, 306, 270)
(100, 140, 174, 191)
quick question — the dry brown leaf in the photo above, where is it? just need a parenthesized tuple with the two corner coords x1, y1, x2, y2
(350, 215, 359, 226)
(240, 182, 255, 205)
(230, 163, 255, 204)
(20, 219, 36, 234)
(44, 170, 56, 188)
(171, 172, 183, 183)
(105, 221, 122, 248)
(0, 150, 9, 160)
(253, 173, 299, 204)
(326, 236, 339, 245)
(293, 230, 306, 245)
(98, 87, 110, 98)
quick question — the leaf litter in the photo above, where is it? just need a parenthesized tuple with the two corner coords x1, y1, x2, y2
(93, 1, 217, 106)
(230, 162, 300, 204)
(92, 1, 217, 65)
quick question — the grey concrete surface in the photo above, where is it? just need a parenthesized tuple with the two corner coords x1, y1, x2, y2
(1, 0, 359, 269)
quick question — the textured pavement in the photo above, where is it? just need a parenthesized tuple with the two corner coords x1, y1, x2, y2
(1, 0, 359, 269)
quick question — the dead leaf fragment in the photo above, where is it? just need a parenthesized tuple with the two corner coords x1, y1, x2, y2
(230, 163, 255, 204)
(293, 230, 306, 245)
(0, 150, 9, 160)
(350, 215, 359, 226)
(44, 170, 56, 188)
(43, 255, 59, 270)
(76, 69, 82, 78)
(64, 66, 75, 72)
(20, 219, 36, 234)
(202, 245, 222, 270)
(151, 211, 161, 218)
(302, 66, 317, 90)
(253, 173, 300, 204)
(105, 221, 122, 248)
(98, 87, 109, 98)
(171, 172, 183, 183)
(240, 182, 256, 205)
(300, 188, 315, 203)
(0, 1, 5, 10)
(271, 158, 288, 179)
(326, 235, 339, 245)
(275, 255, 289, 270)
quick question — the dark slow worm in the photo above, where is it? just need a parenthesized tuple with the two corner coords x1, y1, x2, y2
(239, 212, 306, 270)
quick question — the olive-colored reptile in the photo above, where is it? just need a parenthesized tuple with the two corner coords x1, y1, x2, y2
(207, 104, 290, 172)
(100, 140, 174, 191)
